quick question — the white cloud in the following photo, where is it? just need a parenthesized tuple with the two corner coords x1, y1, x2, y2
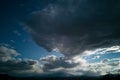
(40, 55, 58, 62)
(72, 56, 88, 66)
(81, 46, 120, 59)
(0, 45, 120, 77)
(0, 46, 20, 61)
(63, 56, 120, 76)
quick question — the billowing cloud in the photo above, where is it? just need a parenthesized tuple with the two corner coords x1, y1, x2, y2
(40, 55, 58, 62)
(23, 0, 120, 57)
(0, 45, 120, 77)
(45, 57, 120, 76)
(71, 57, 120, 76)
(0, 46, 43, 77)
(40, 55, 79, 71)
(0, 46, 20, 61)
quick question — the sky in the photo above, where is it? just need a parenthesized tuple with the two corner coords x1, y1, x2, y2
(0, 0, 120, 77)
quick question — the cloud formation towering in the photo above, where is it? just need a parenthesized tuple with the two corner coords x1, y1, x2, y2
(24, 0, 120, 57)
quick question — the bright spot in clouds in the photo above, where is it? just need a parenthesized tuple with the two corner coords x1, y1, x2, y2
(52, 48, 60, 52)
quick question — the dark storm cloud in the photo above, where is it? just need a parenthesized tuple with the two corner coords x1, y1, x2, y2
(0, 59, 37, 73)
(24, 0, 120, 57)
(40, 55, 79, 71)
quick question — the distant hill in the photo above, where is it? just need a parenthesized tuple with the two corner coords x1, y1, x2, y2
(0, 74, 120, 80)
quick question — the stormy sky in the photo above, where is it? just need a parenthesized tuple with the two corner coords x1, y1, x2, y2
(0, 0, 120, 77)
(24, 0, 120, 57)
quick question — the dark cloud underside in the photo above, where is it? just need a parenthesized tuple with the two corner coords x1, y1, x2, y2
(24, 0, 120, 57)
(40, 55, 78, 71)
(0, 46, 41, 76)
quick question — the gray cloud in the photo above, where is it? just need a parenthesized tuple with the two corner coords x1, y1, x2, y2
(23, 0, 120, 57)
(0, 46, 19, 61)
(45, 57, 120, 76)
(0, 45, 119, 77)
(0, 46, 43, 77)
(0, 59, 37, 73)
(102, 59, 110, 63)
(79, 59, 120, 76)
(40, 55, 79, 71)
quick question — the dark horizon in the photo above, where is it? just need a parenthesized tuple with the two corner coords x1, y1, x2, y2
(0, 74, 120, 80)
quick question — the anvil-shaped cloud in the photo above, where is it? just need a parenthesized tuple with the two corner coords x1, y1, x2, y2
(23, 0, 120, 57)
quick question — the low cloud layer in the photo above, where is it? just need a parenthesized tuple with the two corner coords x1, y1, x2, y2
(40, 55, 79, 71)
(0, 45, 120, 77)
(0, 46, 43, 77)
(24, 0, 120, 57)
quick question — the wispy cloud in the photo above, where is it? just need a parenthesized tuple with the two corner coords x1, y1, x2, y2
(81, 46, 120, 57)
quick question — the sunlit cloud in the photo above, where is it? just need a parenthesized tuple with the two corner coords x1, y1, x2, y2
(81, 46, 120, 57)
